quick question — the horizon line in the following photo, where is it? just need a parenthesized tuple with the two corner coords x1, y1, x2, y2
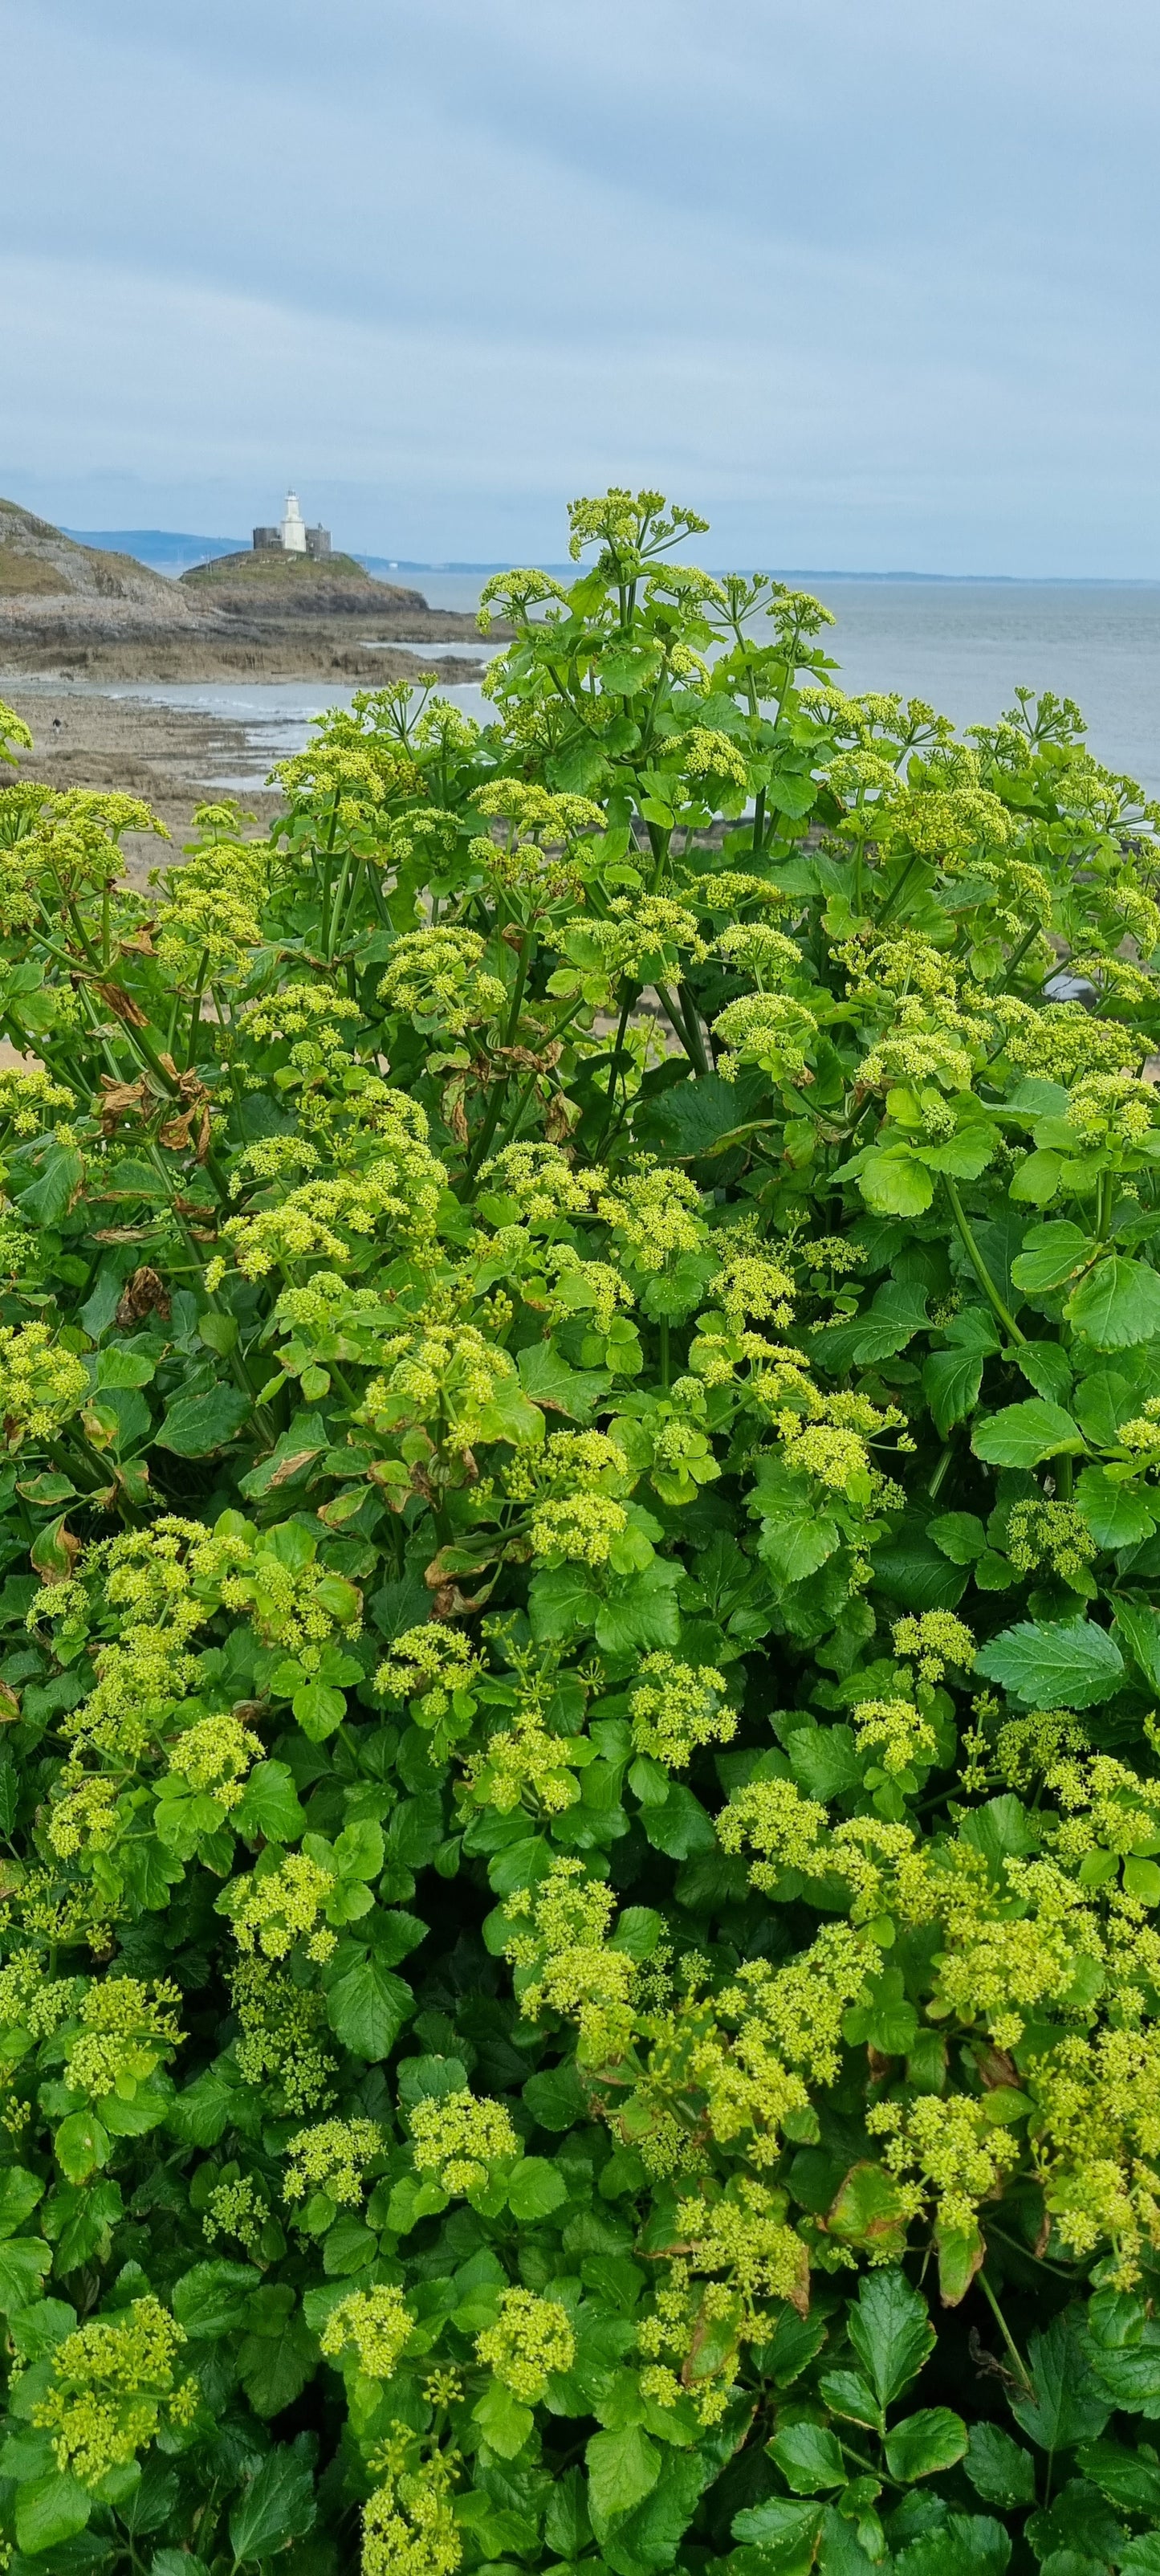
(58, 531, 1160, 585)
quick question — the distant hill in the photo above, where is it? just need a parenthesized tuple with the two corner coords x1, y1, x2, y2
(63, 529, 245, 574)
(180, 550, 428, 618)
(0, 499, 203, 617)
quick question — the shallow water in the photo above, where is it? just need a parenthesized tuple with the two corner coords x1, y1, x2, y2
(15, 581, 1160, 793)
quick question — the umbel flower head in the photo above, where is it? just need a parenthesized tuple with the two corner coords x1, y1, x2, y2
(409, 2085, 517, 2192)
(474, 2287, 575, 2401)
(32, 2298, 196, 2487)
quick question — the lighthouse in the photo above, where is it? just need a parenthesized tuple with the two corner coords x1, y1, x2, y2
(251, 493, 332, 558)
(280, 491, 307, 553)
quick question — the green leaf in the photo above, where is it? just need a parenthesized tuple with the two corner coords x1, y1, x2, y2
(0, 2165, 43, 2237)
(506, 2157, 568, 2221)
(519, 1340, 608, 1421)
(1011, 1221, 1096, 1294)
(1074, 1465, 1155, 1551)
(884, 2407, 968, 2480)
(847, 2267, 935, 2407)
(523, 2060, 588, 2132)
(1008, 1147, 1064, 1204)
(757, 1505, 840, 1585)
(922, 1310, 1001, 1437)
(1068, 1254, 1160, 1349)
(974, 1617, 1125, 1710)
(587, 2423, 661, 2520)
(233, 1760, 306, 1844)
(172, 2260, 260, 2336)
(237, 2285, 317, 2419)
(600, 2441, 722, 2576)
(826, 2165, 910, 2263)
(929, 1513, 987, 1565)
(595, 1559, 682, 1654)
(1076, 2438, 1160, 2513)
(291, 1682, 346, 1742)
(1087, 2333, 1160, 2417)
(229, 2448, 316, 2563)
(854, 1148, 934, 1217)
(326, 1957, 413, 2060)
(768, 2423, 847, 2493)
(971, 1399, 1086, 1468)
(14, 2472, 92, 2556)
(157, 1385, 251, 1456)
(963, 2423, 1036, 2507)
(52, 2112, 109, 2183)
(1008, 2309, 1113, 2448)
(17, 1142, 83, 1229)
(472, 2377, 535, 2457)
(872, 1517, 969, 1612)
(731, 2497, 825, 2570)
(641, 1779, 714, 1858)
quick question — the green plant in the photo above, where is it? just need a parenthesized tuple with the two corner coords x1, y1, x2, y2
(1, 486, 1160, 2575)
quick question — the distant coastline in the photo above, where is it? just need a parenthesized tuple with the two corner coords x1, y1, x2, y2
(59, 532, 1160, 585)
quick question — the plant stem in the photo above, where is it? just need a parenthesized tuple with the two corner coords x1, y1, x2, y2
(975, 2268, 1032, 2390)
(944, 1179, 1027, 1344)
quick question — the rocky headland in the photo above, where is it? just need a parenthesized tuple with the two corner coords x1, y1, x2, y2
(0, 501, 495, 683)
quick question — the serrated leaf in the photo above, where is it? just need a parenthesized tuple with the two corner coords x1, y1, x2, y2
(326, 1957, 413, 2060)
(847, 2267, 935, 2407)
(1011, 1221, 1096, 1294)
(586, 2422, 661, 2520)
(229, 2448, 316, 2563)
(1068, 1254, 1160, 1349)
(768, 2422, 846, 2493)
(157, 1385, 251, 1457)
(1009, 2309, 1113, 2448)
(885, 2407, 967, 2480)
(963, 2423, 1036, 2508)
(971, 1399, 1086, 1468)
(974, 1617, 1124, 1709)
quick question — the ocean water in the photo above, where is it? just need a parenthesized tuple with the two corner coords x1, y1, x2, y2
(16, 581, 1160, 794)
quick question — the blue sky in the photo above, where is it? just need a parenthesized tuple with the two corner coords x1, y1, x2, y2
(2, 0, 1158, 573)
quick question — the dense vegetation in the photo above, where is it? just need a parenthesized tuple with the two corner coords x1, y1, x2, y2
(0, 487, 1159, 2576)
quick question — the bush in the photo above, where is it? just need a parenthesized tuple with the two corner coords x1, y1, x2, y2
(0, 487, 1159, 2573)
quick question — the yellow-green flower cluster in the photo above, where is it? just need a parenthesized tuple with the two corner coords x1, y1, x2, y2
(165, 1711, 263, 1806)
(63, 1975, 183, 2101)
(375, 1622, 481, 1717)
(1006, 1502, 1097, 1587)
(0, 1320, 88, 1447)
(362, 2464, 462, 2576)
(230, 1958, 336, 2113)
(230, 1851, 336, 1961)
(629, 1653, 733, 1768)
(675, 2179, 808, 2311)
(409, 2086, 518, 2192)
(31, 2298, 195, 2488)
(320, 2285, 413, 2380)
(892, 1612, 975, 1684)
(203, 2174, 267, 2251)
(503, 1858, 634, 2063)
(283, 2117, 385, 2209)
(852, 1698, 937, 1777)
(377, 927, 506, 1034)
(474, 2288, 574, 2401)
(596, 1167, 706, 1271)
(866, 2093, 1020, 2236)
(712, 992, 818, 1084)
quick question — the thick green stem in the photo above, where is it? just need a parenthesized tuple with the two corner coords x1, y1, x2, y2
(945, 1179, 1027, 1344)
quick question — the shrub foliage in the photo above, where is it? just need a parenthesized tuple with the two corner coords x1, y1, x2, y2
(1, 489, 1160, 2573)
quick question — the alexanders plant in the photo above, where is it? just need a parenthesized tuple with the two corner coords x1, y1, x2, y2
(0, 493, 1158, 2574)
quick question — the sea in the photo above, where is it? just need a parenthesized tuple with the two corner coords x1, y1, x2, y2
(28, 577, 1160, 797)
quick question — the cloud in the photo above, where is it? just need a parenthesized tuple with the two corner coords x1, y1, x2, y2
(2, 0, 1158, 569)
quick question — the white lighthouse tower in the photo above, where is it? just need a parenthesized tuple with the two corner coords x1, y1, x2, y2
(279, 490, 307, 554)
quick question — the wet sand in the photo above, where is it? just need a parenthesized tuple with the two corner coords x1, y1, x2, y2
(0, 654, 480, 876)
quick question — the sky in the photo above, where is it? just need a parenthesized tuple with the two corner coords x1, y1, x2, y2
(2, 0, 1159, 574)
